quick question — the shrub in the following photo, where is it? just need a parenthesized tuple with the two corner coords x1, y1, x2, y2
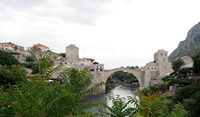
(183, 91, 200, 117)
(0, 65, 27, 86)
(178, 68, 193, 76)
(173, 84, 200, 102)
(172, 59, 184, 74)
(141, 87, 155, 96)
(101, 94, 139, 117)
(193, 52, 200, 74)
(168, 77, 192, 87)
(0, 50, 19, 66)
(0, 68, 103, 116)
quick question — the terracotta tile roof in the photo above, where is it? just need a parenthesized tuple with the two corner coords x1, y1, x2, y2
(34, 43, 49, 48)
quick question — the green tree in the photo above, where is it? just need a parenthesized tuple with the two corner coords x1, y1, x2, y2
(102, 93, 189, 117)
(26, 56, 34, 64)
(0, 67, 103, 116)
(173, 84, 200, 102)
(183, 92, 200, 117)
(173, 84, 200, 117)
(0, 50, 19, 66)
(169, 104, 190, 117)
(59, 53, 66, 58)
(192, 52, 200, 74)
(28, 48, 52, 74)
(0, 65, 27, 87)
(172, 59, 184, 74)
(101, 94, 139, 117)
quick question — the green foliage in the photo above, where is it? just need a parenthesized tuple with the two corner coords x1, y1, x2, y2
(0, 81, 76, 117)
(0, 65, 27, 86)
(54, 67, 104, 97)
(26, 56, 34, 63)
(59, 53, 66, 58)
(178, 67, 193, 76)
(173, 83, 200, 117)
(163, 76, 192, 86)
(158, 83, 168, 93)
(141, 84, 168, 95)
(101, 94, 139, 117)
(173, 84, 200, 102)
(162, 76, 171, 82)
(110, 70, 136, 82)
(168, 77, 192, 87)
(139, 93, 189, 117)
(31, 65, 39, 74)
(0, 50, 19, 66)
(141, 87, 154, 96)
(192, 52, 200, 74)
(139, 93, 168, 117)
(0, 67, 103, 116)
(183, 91, 200, 117)
(28, 48, 52, 74)
(169, 104, 189, 117)
(102, 93, 189, 117)
(172, 59, 184, 73)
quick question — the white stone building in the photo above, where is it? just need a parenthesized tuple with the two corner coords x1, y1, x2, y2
(143, 49, 172, 85)
(65, 44, 79, 65)
(79, 58, 94, 66)
(0, 42, 29, 63)
(33, 43, 50, 52)
(63, 44, 104, 71)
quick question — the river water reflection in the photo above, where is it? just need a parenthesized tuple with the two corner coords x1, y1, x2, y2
(87, 83, 139, 115)
(106, 84, 139, 107)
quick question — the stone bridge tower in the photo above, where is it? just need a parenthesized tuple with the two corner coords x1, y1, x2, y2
(91, 49, 172, 93)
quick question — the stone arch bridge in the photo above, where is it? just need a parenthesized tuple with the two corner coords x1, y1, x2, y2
(91, 67, 150, 93)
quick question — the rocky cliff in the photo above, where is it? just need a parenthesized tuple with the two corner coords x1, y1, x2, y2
(169, 22, 200, 61)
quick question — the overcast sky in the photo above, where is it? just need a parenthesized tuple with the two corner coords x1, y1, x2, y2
(1, 0, 200, 69)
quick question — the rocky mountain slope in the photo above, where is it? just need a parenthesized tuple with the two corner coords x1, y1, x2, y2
(169, 22, 200, 61)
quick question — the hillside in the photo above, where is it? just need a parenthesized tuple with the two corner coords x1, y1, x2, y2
(169, 22, 200, 61)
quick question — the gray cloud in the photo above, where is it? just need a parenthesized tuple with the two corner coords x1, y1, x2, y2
(0, 0, 47, 8)
(0, 0, 112, 24)
(63, 0, 110, 14)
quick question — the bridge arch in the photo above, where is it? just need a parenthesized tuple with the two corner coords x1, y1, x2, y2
(102, 68, 142, 88)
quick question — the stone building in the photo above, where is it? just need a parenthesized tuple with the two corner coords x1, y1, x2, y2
(65, 44, 79, 64)
(0, 42, 24, 52)
(33, 43, 50, 52)
(144, 49, 172, 85)
(63, 44, 104, 71)
(79, 58, 94, 66)
(0, 42, 29, 63)
(90, 63, 104, 71)
(78, 58, 104, 71)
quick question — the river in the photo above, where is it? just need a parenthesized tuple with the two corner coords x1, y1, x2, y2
(86, 83, 139, 115)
